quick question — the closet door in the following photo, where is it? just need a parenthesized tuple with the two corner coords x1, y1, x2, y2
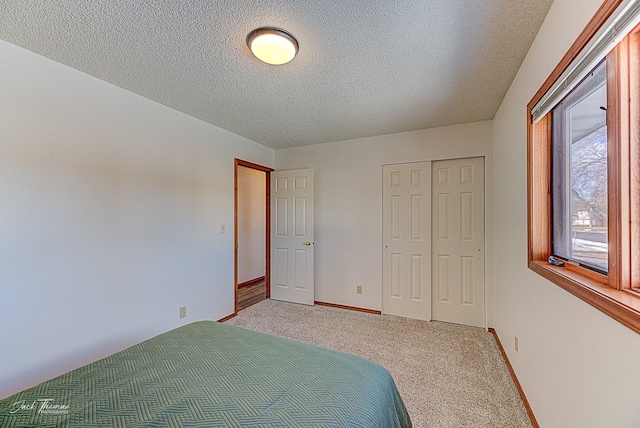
(431, 157, 485, 328)
(382, 162, 432, 321)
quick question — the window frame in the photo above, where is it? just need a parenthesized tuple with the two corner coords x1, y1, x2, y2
(527, 0, 640, 334)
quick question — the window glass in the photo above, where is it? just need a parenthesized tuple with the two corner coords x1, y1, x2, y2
(551, 60, 608, 272)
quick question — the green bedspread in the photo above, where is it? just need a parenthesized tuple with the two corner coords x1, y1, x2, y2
(0, 321, 411, 427)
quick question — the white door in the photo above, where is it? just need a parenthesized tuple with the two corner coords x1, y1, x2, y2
(431, 157, 485, 328)
(270, 169, 314, 305)
(382, 162, 432, 321)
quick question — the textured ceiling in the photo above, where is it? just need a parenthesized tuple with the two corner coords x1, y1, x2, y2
(0, 0, 554, 150)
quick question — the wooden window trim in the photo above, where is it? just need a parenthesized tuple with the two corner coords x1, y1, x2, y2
(527, 0, 623, 110)
(527, 0, 640, 334)
(630, 30, 640, 292)
(528, 261, 640, 333)
(608, 35, 632, 292)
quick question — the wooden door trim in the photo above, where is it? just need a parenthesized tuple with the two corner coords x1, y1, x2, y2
(234, 159, 274, 315)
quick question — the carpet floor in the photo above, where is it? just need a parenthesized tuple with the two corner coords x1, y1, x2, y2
(226, 299, 532, 428)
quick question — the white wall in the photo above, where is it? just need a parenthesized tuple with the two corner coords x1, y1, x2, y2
(276, 121, 493, 323)
(492, 0, 640, 426)
(237, 166, 266, 284)
(0, 40, 274, 399)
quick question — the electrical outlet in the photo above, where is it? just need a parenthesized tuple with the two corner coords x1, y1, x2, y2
(356, 285, 363, 294)
(220, 224, 226, 234)
(514, 336, 519, 353)
(180, 306, 187, 318)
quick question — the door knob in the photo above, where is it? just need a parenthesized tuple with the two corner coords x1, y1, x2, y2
(303, 241, 311, 246)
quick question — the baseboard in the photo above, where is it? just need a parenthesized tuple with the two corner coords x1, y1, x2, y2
(217, 313, 237, 323)
(488, 328, 539, 428)
(314, 301, 381, 315)
(238, 276, 266, 288)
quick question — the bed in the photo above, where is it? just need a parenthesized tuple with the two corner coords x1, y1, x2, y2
(0, 321, 411, 427)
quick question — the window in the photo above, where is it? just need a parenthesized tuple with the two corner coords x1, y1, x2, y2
(552, 60, 608, 273)
(528, 0, 640, 334)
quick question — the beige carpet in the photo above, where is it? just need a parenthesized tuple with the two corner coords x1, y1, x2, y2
(226, 299, 532, 428)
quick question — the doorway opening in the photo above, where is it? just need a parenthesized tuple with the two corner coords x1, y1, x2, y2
(234, 159, 273, 313)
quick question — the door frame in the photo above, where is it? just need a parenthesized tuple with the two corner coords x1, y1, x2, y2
(234, 159, 274, 315)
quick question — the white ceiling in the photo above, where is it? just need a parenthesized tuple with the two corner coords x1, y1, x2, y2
(0, 0, 554, 150)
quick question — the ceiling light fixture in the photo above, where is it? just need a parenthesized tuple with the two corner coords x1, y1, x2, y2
(246, 27, 299, 65)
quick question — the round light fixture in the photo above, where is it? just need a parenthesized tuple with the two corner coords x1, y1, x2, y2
(246, 27, 299, 65)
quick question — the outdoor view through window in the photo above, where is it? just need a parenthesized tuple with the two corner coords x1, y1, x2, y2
(552, 60, 608, 273)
